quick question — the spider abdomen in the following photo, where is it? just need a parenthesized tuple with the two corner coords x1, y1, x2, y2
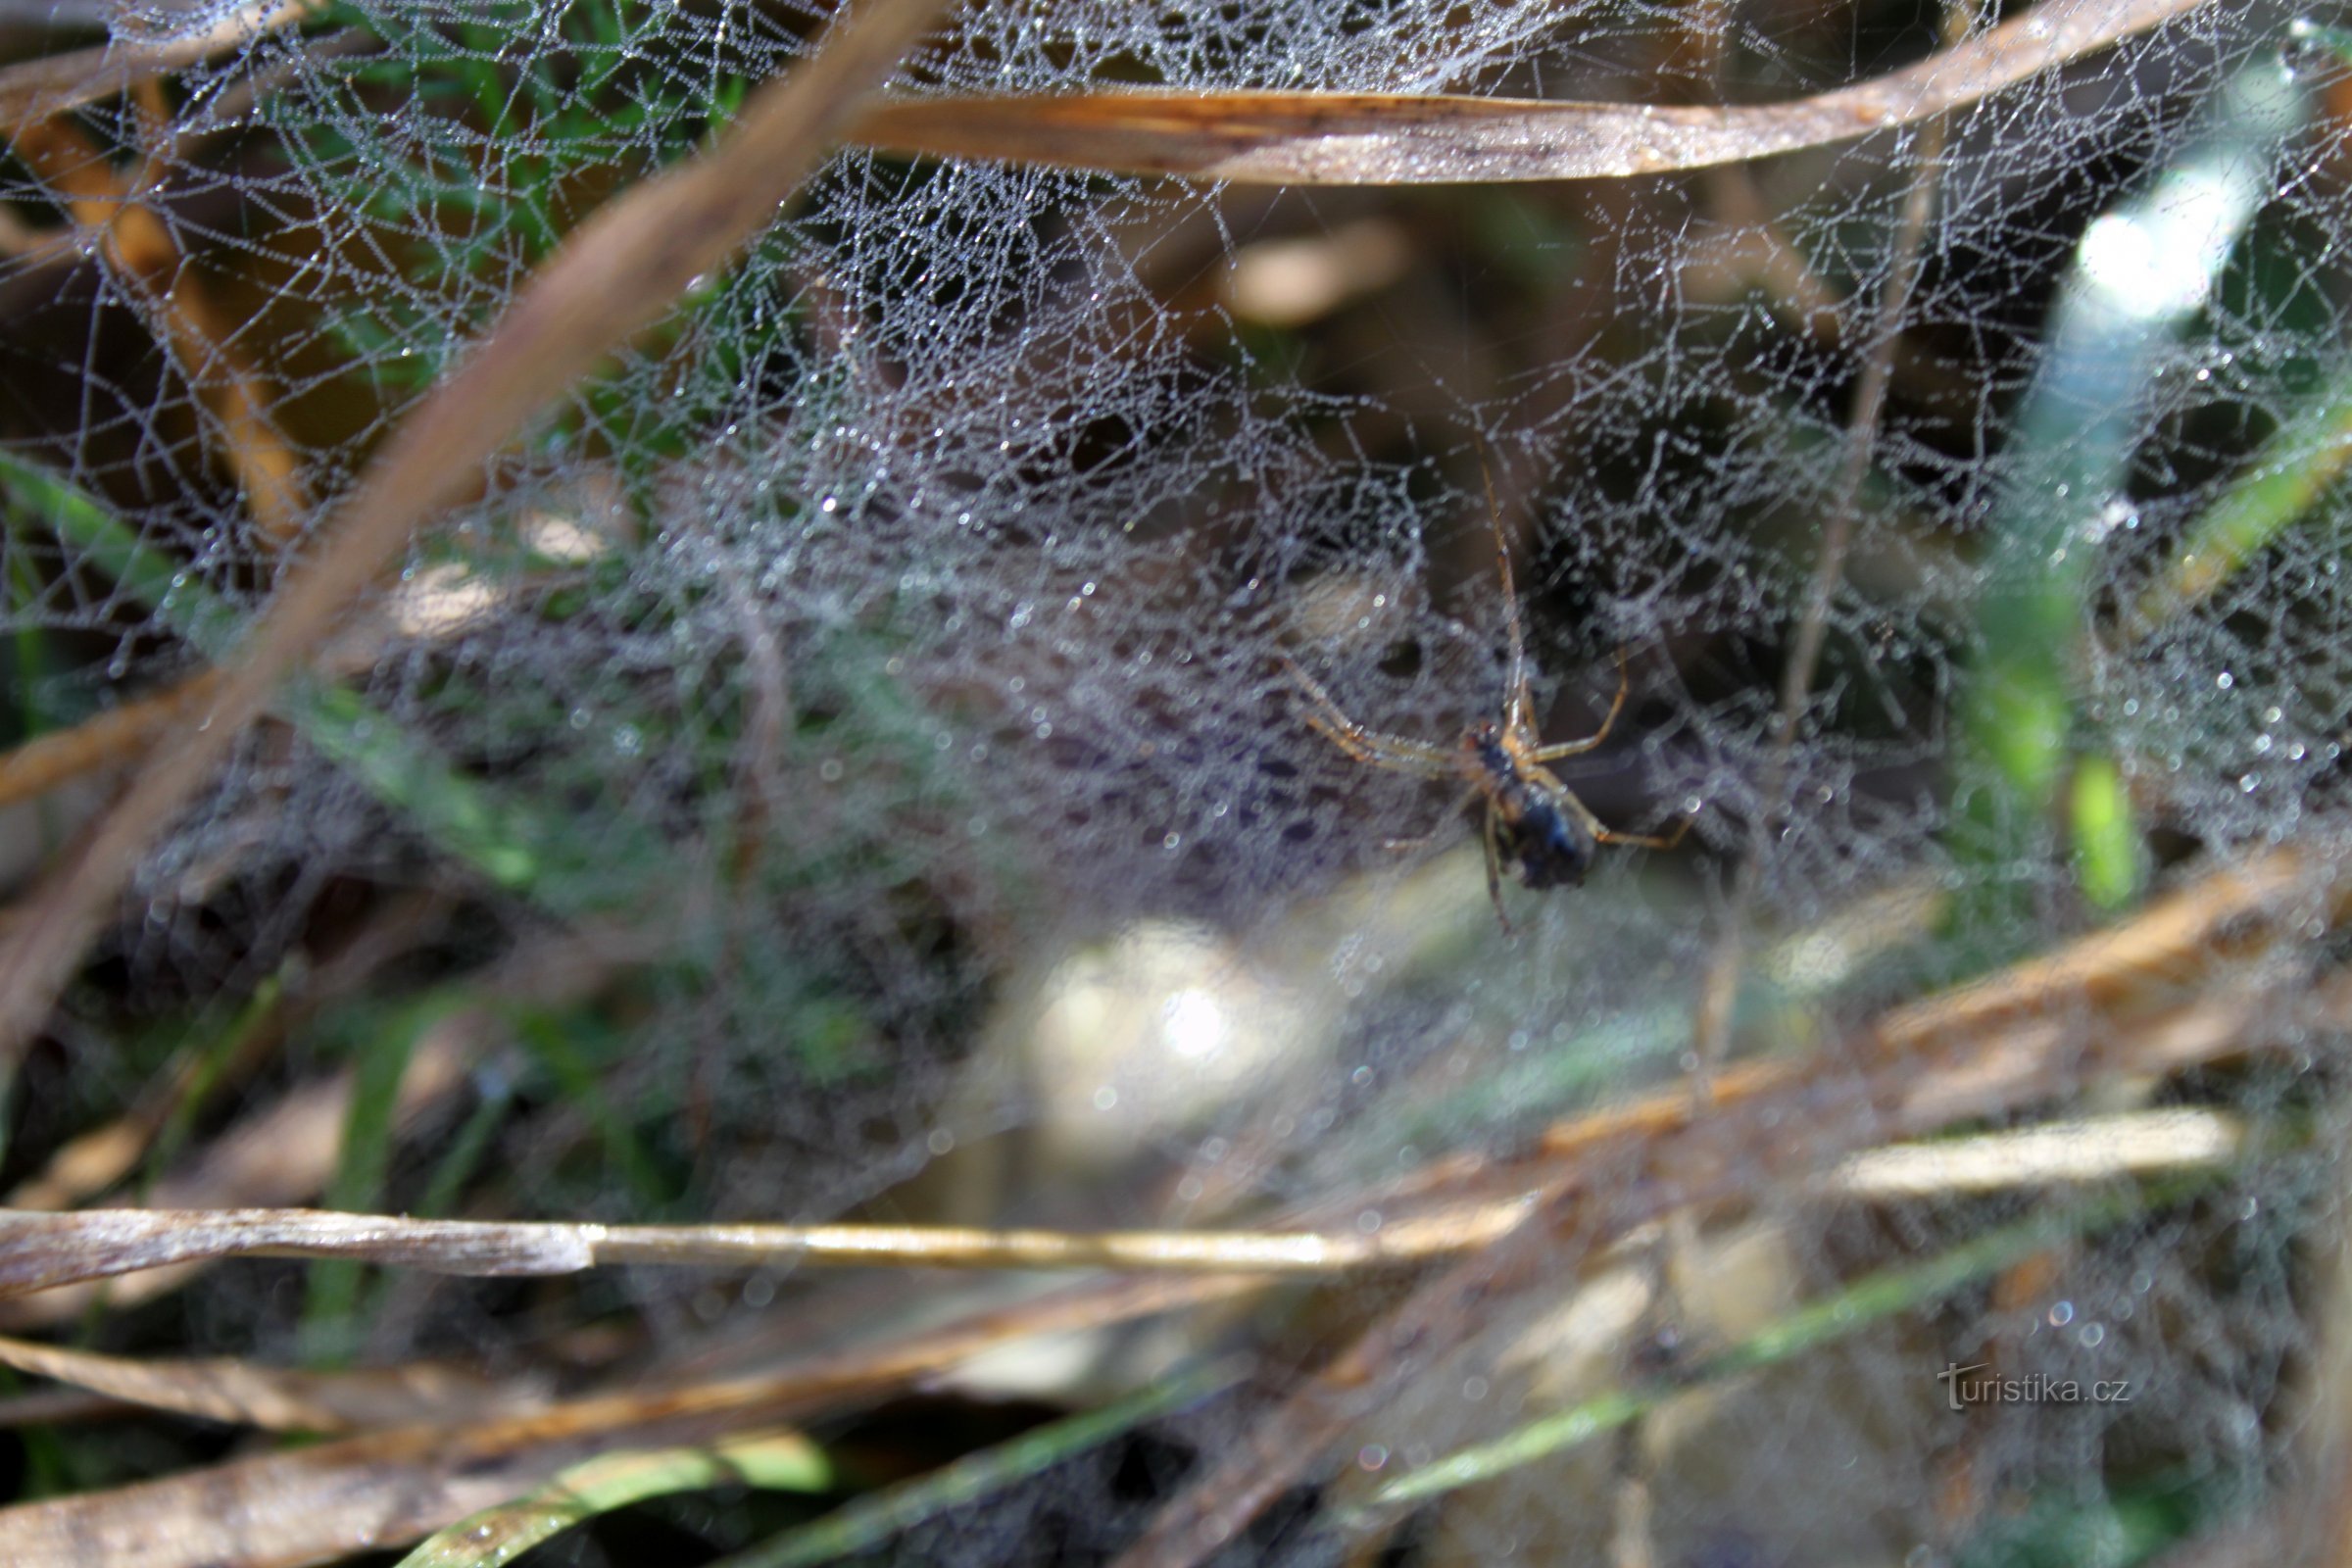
(1495, 790, 1594, 889)
(1467, 728, 1595, 890)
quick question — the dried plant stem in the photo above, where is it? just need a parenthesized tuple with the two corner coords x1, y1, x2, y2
(852, 0, 2206, 184)
(0, 668, 222, 810)
(0, 0, 327, 128)
(1582, 844, 2335, 1171)
(14, 107, 309, 542)
(0, 1198, 1535, 1300)
(0, 1333, 539, 1432)
(0, 1268, 1254, 1568)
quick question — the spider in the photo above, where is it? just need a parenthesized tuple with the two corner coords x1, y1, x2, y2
(1285, 509, 1693, 931)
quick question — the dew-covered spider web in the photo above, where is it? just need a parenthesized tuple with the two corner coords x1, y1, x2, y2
(2, 0, 2351, 1560)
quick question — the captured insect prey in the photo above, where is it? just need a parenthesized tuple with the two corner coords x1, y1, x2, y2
(1286, 505, 1695, 932)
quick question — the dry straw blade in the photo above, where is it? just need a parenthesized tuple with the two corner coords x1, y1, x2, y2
(0, 1333, 544, 1432)
(0, 1200, 1536, 1298)
(0, 1269, 1251, 1568)
(0, 0, 328, 127)
(850, 0, 2212, 183)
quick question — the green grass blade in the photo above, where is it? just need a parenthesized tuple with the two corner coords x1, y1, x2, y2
(2125, 360, 2352, 641)
(1349, 1188, 2193, 1523)
(413, 1065, 515, 1221)
(393, 1429, 832, 1568)
(715, 1364, 1241, 1568)
(1946, 60, 2309, 935)
(514, 1008, 675, 1204)
(0, 451, 547, 893)
(305, 996, 459, 1356)
(2069, 755, 2142, 911)
(142, 970, 289, 1190)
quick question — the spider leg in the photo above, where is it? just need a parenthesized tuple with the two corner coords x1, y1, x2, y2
(1382, 783, 1483, 851)
(1594, 815, 1693, 853)
(1558, 787, 1695, 853)
(1283, 655, 1458, 777)
(1529, 647, 1631, 761)
(1476, 456, 1539, 740)
(1481, 802, 1514, 935)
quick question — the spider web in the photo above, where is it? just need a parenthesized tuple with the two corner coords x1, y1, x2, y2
(1, 0, 2346, 1560)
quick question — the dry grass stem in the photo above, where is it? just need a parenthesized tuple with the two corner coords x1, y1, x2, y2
(0, 1387, 127, 1427)
(12, 109, 309, 542)
(0, 1269, 1254, 1568)
(0, 1197, 1538, 1300)
(0, 669, 223, 812)
(852, 0, 2208, 183)
(0, 1334, 546, 1431)
(0, 0, 328, 129)
(1825, 1107, 2250, 1198)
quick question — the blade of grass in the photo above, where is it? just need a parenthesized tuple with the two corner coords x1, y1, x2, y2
(306, 996, 461, 1358)
(0, 1331, 537, 1432)
(412, 1067, 515, 1221)
(393, 1429, 831, 1568)
(1348, 1180, 2215, 1522)
(514, 1009, 675, 1207)
(2070, 755, 2142, 912)
(1947, 58, 2308, 936)
(715, 1363, 1240, 1568)
(138, 969, 290, 1198)
(0, 970, 285, 1209)
(0, 451, 242, 656)
(0, 1269, 1252, 1568)
(2123, 355, 2352, 642)
(0, 1200, 1533, 1298)
(0, 451, 547, 891)
(294, 685, 545, 891)
(4, 522, 52, 746)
